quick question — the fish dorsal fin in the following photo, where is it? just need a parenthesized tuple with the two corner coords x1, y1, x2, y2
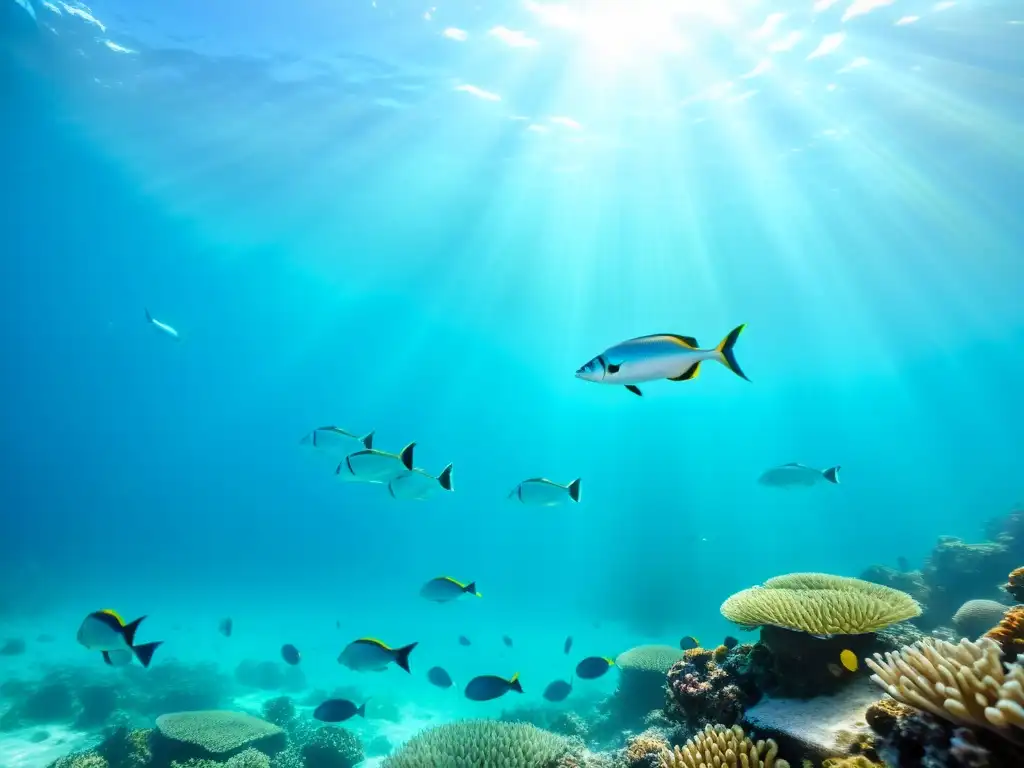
(666, 334, 699, 348)
(510, 671, 520, 684)
(605, 657, 615, 666)
(781, 462, 803, 467)
(358, 637, 390, 650)
(442, 576, 465, 588)
(99, 608, 125, 626)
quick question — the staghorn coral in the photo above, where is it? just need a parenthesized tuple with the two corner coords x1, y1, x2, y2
(300, 725, 364, 768)
(659, 723, 789, 768)
(612, 645, 686, 721)
(154, 711, 285, 760)
(626, 730, 669, 767)
(1004, 567, 1024, 603)
(721, 573, 921, 635)
(952, 599, 1010, 640)
(866, 636, 1024, 741)
(985, 605, 1024, 661)
(381, 720, 574, 767)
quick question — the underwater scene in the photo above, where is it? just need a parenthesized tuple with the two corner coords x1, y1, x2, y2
(1, 0, 1023, 767)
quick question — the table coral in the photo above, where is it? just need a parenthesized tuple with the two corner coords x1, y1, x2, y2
(612, 645, 686, 722)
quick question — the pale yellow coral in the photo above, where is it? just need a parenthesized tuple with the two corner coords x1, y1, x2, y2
(659, 723, 789, 768)
(721, 573, 920, 635)
(866, 636, 1024, 742)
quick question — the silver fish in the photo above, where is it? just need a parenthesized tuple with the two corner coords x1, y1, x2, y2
(144, 308, 180, 340)
(76, 610, 162, 668)
(759, 463, 841, 488)
(420, 576, 480, 603)
(338, 637, 417, 673)
(575, 324, 748, 396)
(509, 478, 581, 506)
(337, 443, 415, 483)
(389, 463, 453, 500)
(300, 426, 374, 454)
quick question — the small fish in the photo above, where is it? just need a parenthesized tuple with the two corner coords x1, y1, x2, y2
(465, 672, 523, 702)
(458, 635, 472, 647)
(218, 618, 233, 638)
(420, 576, 481, 603)
(758, 463, 841, 488)
(389, 464, 454, 500)
(338, 638, 418, 673)
(502, 635, 513, 648)
(76, 610, 162, 668)
(679, 636, 700, 651)
(427, 666, 454, 689)
(575, 656, 615, 680)
(144, 308, 180, 340)
(281, 644, 301, 665)
(509, 478, 581, 506)
(575, 325, 748, 396)
(897, 556, 909, 572)
(827, 663, 843, 678)
(722, 636, 738, 650)
(338, 443, 415, 483)
(301, 426, 374, 453)
(543, 677, 573, 702)
(839, 649, 858, 673)
(563, 636, 573, 655)
(314, 698, 367, 723)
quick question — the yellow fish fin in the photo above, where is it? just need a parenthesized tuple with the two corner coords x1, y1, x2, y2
(99, 609, 125, 626)
(358, 637, 391, 651)
(714, 324, 749, 381)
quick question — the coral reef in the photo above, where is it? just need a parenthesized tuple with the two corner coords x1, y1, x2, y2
(0, 637, 26, 655)
(299, 726, 364, 768)
(49, 753, 109, 768)
(864, 698, 914, 738)
(872, 709, 1024, 768)
(666, 646, 760, 730)
(96, 726, 153, 768)
(1, 679, 76, 729)
(260, 697, 296, 731)
(721, 573, 921, 635)
(821, 757, 882, 768)
(952, 599, 1010, 639)
(625, 729, 669, 767)
(76, 684, 121, 729)
(611, 645, 686, 722)
(152, 710, 286, 762)
(659, 723, 789, 768)
(1004, 567, 1024, 603)
(985, 605, 1024, 661)
(381, 720, 576, 767)
(125, 660, 235, 715)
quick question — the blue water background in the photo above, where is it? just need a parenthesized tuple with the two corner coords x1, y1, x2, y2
(1, 0, 1023, 727)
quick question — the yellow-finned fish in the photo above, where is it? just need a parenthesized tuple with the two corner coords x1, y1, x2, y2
(76, 609, 163, 668)
(389, 463, 453, 500)
(301, 426, 374, 454)
(420, 576, 481, 602)
(575, 324, 749, 396)
(337, 443, 415, 483)
(338, 637, 418, 673)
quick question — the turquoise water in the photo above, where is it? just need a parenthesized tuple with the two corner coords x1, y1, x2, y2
(1, 0, 1022, 765)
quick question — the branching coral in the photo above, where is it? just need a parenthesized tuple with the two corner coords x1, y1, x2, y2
(985, 605, 1024, 661)
(866, 636, 1024, 742)
(721, 573, 921, 635)
(659, 724, 789, 768)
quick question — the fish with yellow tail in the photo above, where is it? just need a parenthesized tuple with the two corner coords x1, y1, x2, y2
(575, 324, 749, 396)
(76, 609, 163, 668)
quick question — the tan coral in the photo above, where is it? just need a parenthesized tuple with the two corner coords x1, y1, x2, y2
(822, 757, 883, 768)
(721, 573, 921, 635)
(985, 605, 1024, 660)
(659, 723, 789, 768)
(1004, 567, 1024, 603)
(626, 731, 669, 765)
(865, 636, 1024, 741)
(864, 698, 913, 737)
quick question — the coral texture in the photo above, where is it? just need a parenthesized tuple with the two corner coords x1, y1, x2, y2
(155, 711, 285, 756)
(985, 605, 1024, 661)
(300, 725, 364, 768)
(613, 645, 686, 719)
(821, 757, 882, 768)
(658, 724, 789, 768)
(952, 599, 1010, 640)
(865, 698, 914, 737)
(721, 573, 921, 635)
(666, 646, 760, 729)
(625, 730, 669, 767)
(381, 720, 572, 767)
(866, 637, 1024, 740)
(1004, 567, 1024, 603)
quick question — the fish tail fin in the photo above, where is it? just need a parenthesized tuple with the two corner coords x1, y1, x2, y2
(131, 641, 162, 668)
(144, 308, 153, 323)
(121, 616, 146, 646)
(400, 443, 416, 471)
(464, 581, 481, 598)
(357, 699, 369, 717)
(568, 478, 582, 503)
(509, 672, 523, 693)
(823, 465, 841, 484)
(714, 324, 749, 381)
(438, 463, 454, 492)
(102, 651, 113, 666)
(360, 431, 375, 449)
(394, 642, 417, 673)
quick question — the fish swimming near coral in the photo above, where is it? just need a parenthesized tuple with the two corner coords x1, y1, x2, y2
(427, 666, 453, 689)
(76, 610, 162, 668)
(313, 698, 367, 722)
(300, 426, 374, 455)
(575, 325, 748, 396)
(564, 636, 573, 655)
(679, 636, 700, 651)
(389, 464, 454, 500)
(338, 638, 418, 673)
(144, 308, 180, 340)
(543, 677, 573, 702)
(420, 576, 481, 603)
(758, 463, 840, 488)
(575, 656, 615, 680)
(338, 443, 415, 483)
(218, 618, 232, 638)
(281, 644, 301, 665)
(509, 478, 581, 506)
(839, 649, 858, 672)
(465, 672, 523, 701)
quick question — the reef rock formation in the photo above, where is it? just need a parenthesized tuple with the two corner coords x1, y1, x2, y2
(666, 646, 761, 731)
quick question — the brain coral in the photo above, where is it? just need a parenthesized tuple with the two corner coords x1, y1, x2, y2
(952, 599, 1009, 639)
(380, 720, 572, 767)
(721, 573, 921, 635)
(155, 711, 284, 756)
(659, 723, 789, 768)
